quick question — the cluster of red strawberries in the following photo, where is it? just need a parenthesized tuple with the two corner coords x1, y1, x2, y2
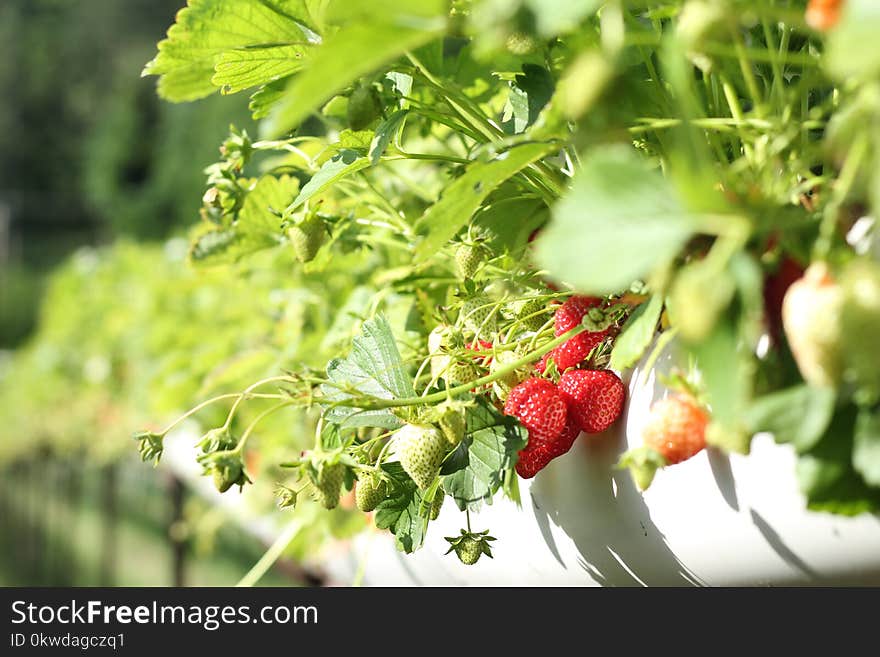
(504, 296, 626, 478)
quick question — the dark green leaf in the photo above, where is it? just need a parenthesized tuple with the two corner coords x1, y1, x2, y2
(746, 385, 836, 453)
(609, 295, 663, 371)
(441, 398, 527, 511)
(503, 64, 554, 134)
(535, 145, 697, 294)
(414, 141, 558, 261)
(474, 197, 547, 255)
(796, 404, 880, 515)
(854, 406, 880, 487)
(374, 462, 426, 553)
(370, 110, 409, 165)
(439, 439, 469, 475)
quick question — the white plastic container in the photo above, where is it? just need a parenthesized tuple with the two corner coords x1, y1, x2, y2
(332, 343, 880, 586)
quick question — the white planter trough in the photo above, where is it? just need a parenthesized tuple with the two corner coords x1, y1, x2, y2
(330, 346, 880, 586)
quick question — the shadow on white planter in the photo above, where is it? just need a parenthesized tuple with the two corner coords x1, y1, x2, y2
(332, 338, 880, 586)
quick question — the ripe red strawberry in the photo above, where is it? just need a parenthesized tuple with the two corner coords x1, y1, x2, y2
(503, 377, 567, 440)
(551, 330, 608, 371)
(554, 295, 603, 335)
(466, 340, 493, 364)
(558, 369, 625, 434)
(534, 351, 550, 374)
(549, 295, 609, 371)
(642, 394, 709, 465)
(515, 415, 580, 478)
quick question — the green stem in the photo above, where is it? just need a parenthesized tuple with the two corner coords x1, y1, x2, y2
(233, 401, 295, 455)
(236, 519, 304, 587)
(814, 138, 870, 260)
(159, 392, 284, 436)
(222, 376, 295, 431)
(730, 25, 765, 119)
(719, 73, 754, 162)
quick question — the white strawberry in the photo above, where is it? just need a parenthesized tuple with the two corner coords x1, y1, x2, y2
(782, 262, 844, 387)
(393, 424, 447, 490)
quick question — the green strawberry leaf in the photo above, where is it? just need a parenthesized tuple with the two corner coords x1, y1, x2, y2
(261, 0, 446, 137)
(322, 315, 415, 429)
(441, 397, 527, 511)
(249, 78, 291, 119)
(374, 462, 427, 553)
(854, 406, 880, 487)
(213, 44, 312, 95)
(474, 197, 548, 256)
(535, 144, 697, 294)
(439, 439, 470, 475)
(796, 404, 880, 515)
(746, 384, 836, 453)
(502, 64, 555, 134)
(189, 174, 295, 264)
(414, 141, 559, 262)
(143, 0, 319, 102)
(287, 149, 371, 212)
(688, 318, 746, 427)
(370, 109, 409, 165)
(609, 294, 663, 371)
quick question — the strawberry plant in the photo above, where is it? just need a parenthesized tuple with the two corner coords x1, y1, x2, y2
(130, 0, 880, 566)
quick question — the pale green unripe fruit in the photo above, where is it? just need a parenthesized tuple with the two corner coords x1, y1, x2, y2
(782, 262, 844, 387)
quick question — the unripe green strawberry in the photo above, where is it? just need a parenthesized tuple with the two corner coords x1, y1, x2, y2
(211, 456, 249, 493)
(516, 296, 549, 332)
(213, 462, 243, 493)
(394, 424, 447, 490)
(310, 463, 345, 509)
(444, 529, 496, 566)
(288, 214, 326, 263)
(445, 357, 480, 385)
(840, 259, 880, 395)
(347, 83, 382, 131)
(430, 490, 445, 520)
(439, 407, 467, 447)
(429, 326, 469, 382)
(782, 262, 844, 387)
(505, 31, 537, 55)
(455, 537, 483, 564)
(460, 295, 497, 336)
(355, 472, 386, 512)
(455, 242, 488, 279)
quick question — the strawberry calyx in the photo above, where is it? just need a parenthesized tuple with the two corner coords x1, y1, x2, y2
(617, 446, 668, 491)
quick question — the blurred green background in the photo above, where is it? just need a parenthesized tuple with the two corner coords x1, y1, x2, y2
(0, 0, 320, 586)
